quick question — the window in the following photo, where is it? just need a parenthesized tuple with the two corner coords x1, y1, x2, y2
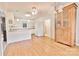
(23, 23, 27, 28)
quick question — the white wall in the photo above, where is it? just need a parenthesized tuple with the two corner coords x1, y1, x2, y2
(44, 19, 52, 38)
(76, 7, 79, 46)
(51, 12, 55, 40)
(14, 19, 34, 29)
(27, 20, 34, 29)
(35, 20, 44, 36)
(43, 7, 55, 39)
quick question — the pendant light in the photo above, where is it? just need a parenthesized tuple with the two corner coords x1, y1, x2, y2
(32, 7, 38, 15)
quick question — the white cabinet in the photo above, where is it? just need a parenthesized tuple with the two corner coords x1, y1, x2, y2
(7, 30, 31, 44)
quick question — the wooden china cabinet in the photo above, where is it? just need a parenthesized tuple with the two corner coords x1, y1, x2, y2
(55, 3, 77, 46)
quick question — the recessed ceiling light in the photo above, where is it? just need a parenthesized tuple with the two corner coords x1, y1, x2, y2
(25, 14, 31, 17)
(16, 19, 19, 21)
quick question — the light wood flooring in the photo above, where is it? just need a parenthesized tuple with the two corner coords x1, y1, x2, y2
(4, 36, 79, 56)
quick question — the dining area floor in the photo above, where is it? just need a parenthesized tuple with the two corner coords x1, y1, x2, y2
(3, 35, 79, 56)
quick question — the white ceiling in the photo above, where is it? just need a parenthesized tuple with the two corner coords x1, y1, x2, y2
(0, 2, 77, 20)
(0, 2, 55, 20)
(0, 2, 77, 13)
(1, 2, 54, 12)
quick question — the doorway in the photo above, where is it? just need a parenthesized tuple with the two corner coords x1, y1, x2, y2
(44, 19, 52, 38)
(1, 17, 7, 42)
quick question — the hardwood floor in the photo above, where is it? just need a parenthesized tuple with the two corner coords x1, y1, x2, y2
(4, 36, 79, 56)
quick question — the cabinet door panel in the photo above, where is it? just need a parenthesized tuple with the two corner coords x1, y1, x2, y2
(56, 29, 63, 42)
(56, 12, 63, 42)
(62, 9, 71, 45)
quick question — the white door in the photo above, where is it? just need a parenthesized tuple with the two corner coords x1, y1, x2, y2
(35, 20, 44, 36)
(44, 19, 51, 38)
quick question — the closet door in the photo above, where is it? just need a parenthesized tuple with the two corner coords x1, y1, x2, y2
(62, 8, 71, 46)
(56, 11, 63, 43)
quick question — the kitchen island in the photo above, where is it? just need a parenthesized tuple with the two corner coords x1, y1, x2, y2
(7, 29, 32, 44)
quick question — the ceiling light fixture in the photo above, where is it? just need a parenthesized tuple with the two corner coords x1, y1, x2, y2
(16, 19, 19, 22)
(25, 14, 31, 17)
(32, 7, 38, 15)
